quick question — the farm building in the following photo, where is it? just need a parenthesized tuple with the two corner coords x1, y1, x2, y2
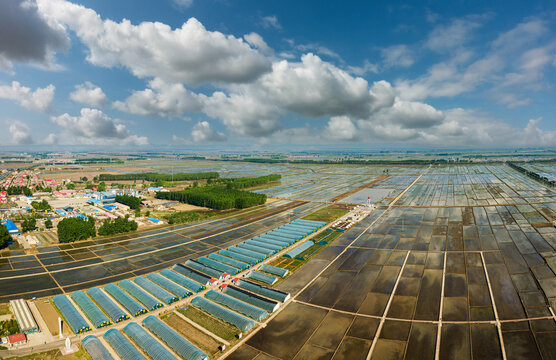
(7, 333, 26, 347)
(9, 299, 38, 334)
(1, 220, 20, 235)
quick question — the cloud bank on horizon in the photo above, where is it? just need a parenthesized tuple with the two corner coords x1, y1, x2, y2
(0, 0, 555, 148)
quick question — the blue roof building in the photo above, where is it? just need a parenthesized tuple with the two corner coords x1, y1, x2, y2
(2, 220, 20, 235)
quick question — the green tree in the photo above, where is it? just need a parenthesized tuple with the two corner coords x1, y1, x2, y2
(45, 219, 53, 229)
(57, 217, 96, 243)
(0, 224, 12, 249)
(66, 183, 75, 190)
(115, 195, 141, 210)
(98, 217, 138, 236)
(21, 218, 36, 233)
(97, 182, 106, 191)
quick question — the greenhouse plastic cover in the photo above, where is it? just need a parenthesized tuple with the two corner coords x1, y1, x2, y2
(123, 322, 178, 360)
(134, 276, 179, 304)
(104, 328, 147, 360)
(87, 287, 129, 323)
(259, 233, 295, 244)
(143, 315, 209, 360)
(147, 272, 192, 298)
(235, 279, 290, 302)
(205, 290, 269, 321)
(118, 279, 163, 310)
(104, 283, 147, 317)
(82, 335, 114, 360)
(219, 249, 259, 265)
(244, 240, 282, 252)
(283, 241, 314, 259)
(53, 294, 91, 334)
(259, 264, 289, 277)
(237, 243, 273, 256)
(223, 285, 280, 313)
(208, 253, 249, 270)
(185, 259, 224, 279)
(253, 236, 290, 247)
(191, 297, 255, 331)
(160, 269, 205, 293)
(246, 270, 278, 286)
(70, 290, 111, 328)
(197, 256, 240, 275)
(227, 246, 265, 260)
(173, 264, 211, 285)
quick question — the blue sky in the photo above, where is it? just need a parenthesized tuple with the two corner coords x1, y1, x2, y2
(0, 0, 555, 150)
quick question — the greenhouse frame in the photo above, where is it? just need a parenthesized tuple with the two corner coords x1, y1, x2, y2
(82, 335, 114, 360)
(143, 316, 209, 360)
(223, 285, 280, 313)
(118, 279, 163, 310)
(104, 283, 148, 317)
(52, 294, 91, 334)
(191, 297, 255, 332)
(160, 269, 205, 293)
(123, 322, 178, 360)
(245, 270, 278, 286)
(235, 279, 290, 302)
(70, 290, 112, 328)
(147, 272, 192, 299)
(134, 276, 179, 305)
(173, 264, 212, 285)
(87, 287, 129, 323)
(205, 290, 269, 321)
(104, 328, 147, 360)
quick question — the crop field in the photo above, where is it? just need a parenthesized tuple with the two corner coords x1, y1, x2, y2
(229, 163, 556, 360)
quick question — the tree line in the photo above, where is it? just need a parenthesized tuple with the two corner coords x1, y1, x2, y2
(0, 186, 32, 196)
(211, 174, 281, 189)
(98, 217, 138, 236)
(116, 195, 141, 210)
(156, 187, 267, 209)
(98, 172, 219, 182)
(508, 162, 555, 187)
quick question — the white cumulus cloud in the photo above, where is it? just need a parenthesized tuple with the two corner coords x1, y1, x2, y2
(9, 121, 34, 145)
(191, 121, 226, 142)
(37, 0, 271, 84)
(51, 108, 148, 145)
(113, 78, 202, 118)
(0, 81, 55, 112)
(70, 81, 107, 107)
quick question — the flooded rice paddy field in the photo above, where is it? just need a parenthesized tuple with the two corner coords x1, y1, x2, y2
(0, 200, 322, 301)
(229, 164, 556, 360)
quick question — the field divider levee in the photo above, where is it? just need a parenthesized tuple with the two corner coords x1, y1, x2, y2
(365, 251, 410, 360)
(481, 251, 508, 360)
(434, 251, 448, 360)
(219, 165, 430, 359)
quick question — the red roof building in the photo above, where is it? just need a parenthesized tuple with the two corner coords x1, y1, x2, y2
(8, 333, 26, 346)
(208, 278, 218, 285)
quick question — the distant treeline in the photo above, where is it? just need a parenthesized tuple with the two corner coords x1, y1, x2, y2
(156, 187, 267, 209)
(213, 174, 281, 189)
(75, 158, 124, 164)
(508, 162, 555, 187)
(98, 172, 219, 182)
(185, 157, 482, 165)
